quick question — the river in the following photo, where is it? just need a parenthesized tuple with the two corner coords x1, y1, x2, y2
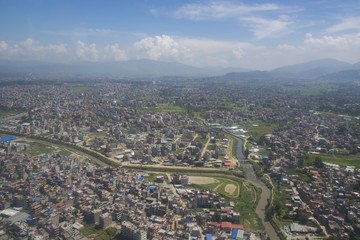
(236, 137, 280, 240)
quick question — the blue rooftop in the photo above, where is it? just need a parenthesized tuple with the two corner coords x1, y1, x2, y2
(232, 229, 238, 239)
(32, 197, 40, 202)
(110, 179, 115, 183)
(0, 136, 17, 142)
(148, 187, 155, 190)
(184, 217, 193, 222)
(206, 234, 213, 240)
(139, 176, 144, 181)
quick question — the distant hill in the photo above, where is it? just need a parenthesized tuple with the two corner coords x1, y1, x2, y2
(0, 58, 358, 80)
(272, 59, 352, 79)
(0, 59, 250, 78)
(317, 69, 360, 83)
(221, 59, 360, 83)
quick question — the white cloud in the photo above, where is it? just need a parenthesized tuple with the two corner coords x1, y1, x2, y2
(0, 32, 359, 70)
(104, 43, 128, 61)
(326, 17, 360, 33)
(174, 1, 297, 39)
(304, 32, 360, 48)
(0, 39, 129, 63)
(133, 35, 264, 68)
(76, 40, 99, 61)
(0, 41, 8, 51)
(232, 47, 245, 59)
(20, 38, 67, 54)
(243, 16, 293, 39)
(175, 1, 282, 20)
(0, 38, 68, 61)
(134, 35, 191, 61)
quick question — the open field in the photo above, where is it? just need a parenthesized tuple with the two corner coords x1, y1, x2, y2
(243, 121, 279, 142)
(305, 152, 360, 168)
(24, 141, 59, 156)
(225, 184, 237, 195)
(140, 104, 186, 113)
(286, 169, 311, 182)
(188, 176, 219, 185)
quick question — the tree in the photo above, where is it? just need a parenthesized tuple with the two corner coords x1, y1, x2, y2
(297, 212, 309, 225)
(314, 157, 324, 168)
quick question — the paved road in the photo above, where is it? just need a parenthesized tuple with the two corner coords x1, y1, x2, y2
(235, 137, 280, 240)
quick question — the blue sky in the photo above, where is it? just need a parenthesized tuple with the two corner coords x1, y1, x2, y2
(0, 0, 359, 70)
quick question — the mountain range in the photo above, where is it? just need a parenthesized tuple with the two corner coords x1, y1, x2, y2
(223, 59, 360, 83)
(0, 58, 359, 81)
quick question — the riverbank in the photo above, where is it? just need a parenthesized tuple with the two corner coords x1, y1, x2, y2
(235, 137, 280, 240)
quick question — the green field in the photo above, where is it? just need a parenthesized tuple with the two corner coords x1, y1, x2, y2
(80, 223, 120, 239)
(283, 84, 338, 96)
(194, 136, 208, 144)
(140, 103, 186, 113)
(243, 121, 278, 142)
(305, 152, 360, 168)
(143, 173, 168, 182)
(286, 169, 311, 182)
(0, 109, 19, 117)
(24, 141, 58, 156)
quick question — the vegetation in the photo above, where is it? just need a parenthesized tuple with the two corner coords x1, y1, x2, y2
(188, 175, 263, 230)
(80, 223, 120, 239)
(305, 152, 360, 168)
(0, 130, 119, 167)
(24, 141, 57, 156)
(243, 121, 278, 143)
(286, 169, 311, 182)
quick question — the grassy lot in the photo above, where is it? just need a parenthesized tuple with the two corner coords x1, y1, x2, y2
(243, 121, 278, 142)
(24, 141, 58, 156)
(172, 148, 185, 154)
(305, 152, 360, 168)
(236, 181, 263, 230)
(140, 104, 186, 113)
(0, 108, 20, 117)
(80, 223, 120, 239)
(69, 86, 95, 93)
(20, 140, 72, 158)
(143, 173, 168, 182)
(59, 150, 72, 157)
(283, 84, 338, 96)
(194, 136, 208, 144)
(286, 169, 311, 182)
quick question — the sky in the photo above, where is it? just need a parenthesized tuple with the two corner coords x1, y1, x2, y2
(0, 0, 359, 70)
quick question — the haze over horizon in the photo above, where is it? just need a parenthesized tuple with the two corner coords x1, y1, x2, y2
(0, 0, 359, 70)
